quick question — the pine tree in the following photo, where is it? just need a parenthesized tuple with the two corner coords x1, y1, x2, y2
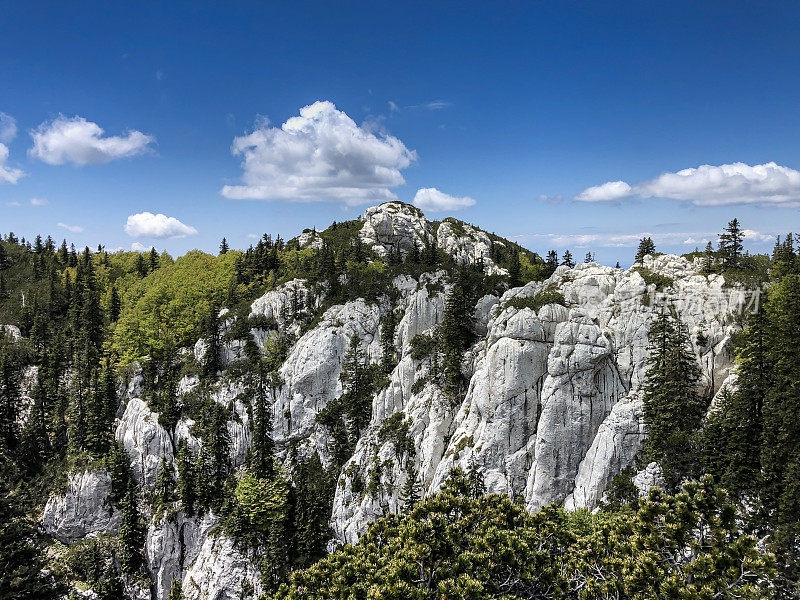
(154, 456, 177, 510)
(176, 439, 196, 515)
(561, 250, 575, 268)
(507, 251, 522, 287)
(147, 247, 159, 272)
(292, 454, 331, 568)
(118, 481, 145, 573)
(380, 309, 398, 375)
(545, 250, 559, 276)
(202, 301, 221, 380)
(466, 457, 486, 499)
(248, 359, 275, 481)
(760, 274, 800, 571)
(95, 560, 123, 600)
(399, 468, 421, 511)
(718, 218, 744, 269)
(108, 286, 121, 322)
(635, 237, 656, 265)
(584, 251, 594, 263)
(703, 305, 769, 498)
(642, 310, 705, 489)
(219, 237, 229, 255)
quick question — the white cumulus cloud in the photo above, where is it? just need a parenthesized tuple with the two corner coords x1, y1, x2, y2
(574, 180, 633, 202)
(575, 162, 800, 207)
(412, 187, 476, 212)
(221, 101, 417, 205)
(30, 115, 155, 166)
(0, 143, 26, 184)
(124, 212, 198, 239)
(58, 222, 85, 233)
(131, 242, 152, 252)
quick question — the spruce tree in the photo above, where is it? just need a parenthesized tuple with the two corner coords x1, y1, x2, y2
(149, 247, 160, 272)
(642, 310, 704, 489)
(154, 455, 177, 510)
(507, 251, 522, 287)
(399, 467, 421, 511)
(219, 237, 229, 255)
(118, 481, 145, 574)
(760, 274, 800, 572)
(545, 250, 559, 276)
(635, 237, 656, 265)
(176, 439, 196, 515)
(292, 454, 331, 568)
(718, 218, 744, 269)
(561, 250, 575, 268)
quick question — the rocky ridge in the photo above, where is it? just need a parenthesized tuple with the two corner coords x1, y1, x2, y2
(39, 202, 749, 599)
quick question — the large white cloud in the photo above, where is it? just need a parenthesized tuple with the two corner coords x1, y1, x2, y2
(221, 101, 417, 205)
(574, 162, 800, 207)
(124, 212, 197, 239)
(29, 115, 155, 166)
(0, 143, 25, 184)
(412, 187, 476, 212)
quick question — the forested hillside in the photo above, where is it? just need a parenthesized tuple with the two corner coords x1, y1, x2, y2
(0, 203, 797, 599)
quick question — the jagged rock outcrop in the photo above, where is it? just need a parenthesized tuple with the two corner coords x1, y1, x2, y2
(359, 202, 430, 259)
(436, 219, 507, 275)
(182, 535, 263, 600)
(147, 512, 219, 600)
(116, 398, 174, 487)
(331, 253, 745, 540)
(272, 298, 382, 463)
(39, 203, 752, 598)
(42, 470, 120, 543)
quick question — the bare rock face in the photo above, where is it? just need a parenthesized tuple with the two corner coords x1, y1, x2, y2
(271, 298, 382, 464)
(297, 229, 324, 250)
(147, 512, 219, 600)
(435, 220, 507, 275)
(42, 470, 119, 543)
(1, 324, 22, 340)
(115, 398, 174, 487)
(331, 253, 746, 541)
(181, 535, 263, 600)
(633, 462, 666, 495)
(359, 202, 431, 259)
(249, 278, 322, 338)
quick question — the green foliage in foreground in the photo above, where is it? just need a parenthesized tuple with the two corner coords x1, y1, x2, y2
(270, 470, 773, 600)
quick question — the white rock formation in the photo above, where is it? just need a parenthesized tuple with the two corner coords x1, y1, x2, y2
(147, 512, 219, 600)
(436, 219, 507, 275)
(359, 202, 431, 259)
(115, 398, 174, 487)
(42, 471, 119, 543)
(182, 535, 262, 600)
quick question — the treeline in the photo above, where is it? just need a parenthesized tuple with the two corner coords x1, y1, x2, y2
(632, 228, 800, 596)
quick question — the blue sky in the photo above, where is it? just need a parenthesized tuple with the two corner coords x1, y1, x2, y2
(1, 1, 799, 264)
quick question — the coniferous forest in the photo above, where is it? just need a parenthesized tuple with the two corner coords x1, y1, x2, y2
(1, 212, 799, 600)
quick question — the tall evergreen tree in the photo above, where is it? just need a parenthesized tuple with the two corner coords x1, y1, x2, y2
(642, 310, 705, 489)
(718, 218, 744, 269)
(561, 249, 575, 268)
(118, 481, 145, 574)
(219, 237, 229, 255)
(635, 237, 656, 265)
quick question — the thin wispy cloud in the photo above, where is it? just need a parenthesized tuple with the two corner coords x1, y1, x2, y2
(0, 112, 18, 144)
(575, 162, 800, 207)
(30, 197, 48, 206)
(58, 222, 85, 233)
(221, 101, 417, 205)
(30, 115, 155, 166)
(519, 228, 776, 249)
